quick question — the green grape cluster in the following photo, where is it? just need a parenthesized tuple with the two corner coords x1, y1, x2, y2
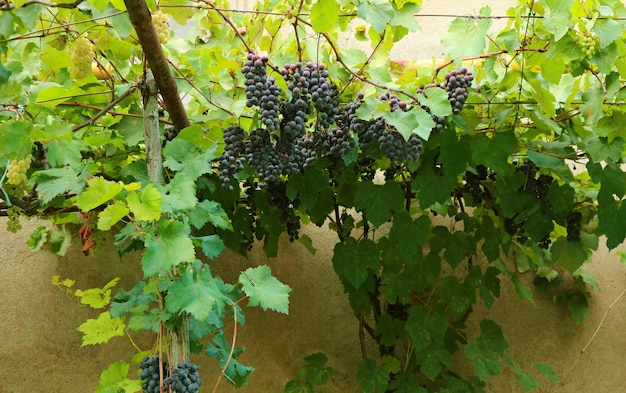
(69, 35, 95, 79)
(152, 10, 170, 45)
(6, 206, 22, 233)
(577, 30, 597, 59)
(6, 156, 31, 186)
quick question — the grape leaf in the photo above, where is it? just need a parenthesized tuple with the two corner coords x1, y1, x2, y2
(76, 177, 123, 212)
(354, 180, 404, 227)
(189, 199, 232, 230)
(416, 87, 452, 117)
(34, 164, 93, 204)
(141, 219, 195, 277)
(383, 106, 435, 141)
(417, 347, 450, 381)
(441, 7, 492, 64)
(388, 211, 430, 259)
(311, 0, 339, 33)
(405, 306, 447, 352)
(332, 237, 379, 290)
(95, 361, 142, 393)
(50, 225, 72, 256)
(74, 277, 120, 309)
(357, 0, 394, 34)
(165, 269, 226, 321)
(534, 362, 560, 383)
(193, 234, 225, 259)
(470, 129, 517, 173)
(357, 359, 389, 393)
(542, 0, 574, 41)
(551, 237, 588, 273)
(464, 342, 502, 381)
(238, 265, 291, 314)
(158, 172, 198, 213)
(127, 183, 162, 221)
(97, 203, 130, 231)
(206, 331, 254, 387)
(76, 311, 126, 346)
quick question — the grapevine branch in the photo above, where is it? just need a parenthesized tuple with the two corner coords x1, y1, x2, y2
(71, 83, 139, 131)
(124, 0, 190, 131)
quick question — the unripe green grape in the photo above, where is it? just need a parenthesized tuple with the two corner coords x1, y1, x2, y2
(69, 35, 95, 79)
(6, 156, 31, 186)
(152, 9, 170, 44)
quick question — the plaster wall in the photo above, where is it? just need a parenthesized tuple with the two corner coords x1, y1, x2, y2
(3, 1, 626, 392)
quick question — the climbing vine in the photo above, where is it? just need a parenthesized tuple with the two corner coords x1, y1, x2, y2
(1, 0, 626, 391)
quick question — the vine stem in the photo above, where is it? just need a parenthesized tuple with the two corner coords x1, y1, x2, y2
(0, 160, 12, 207)
(566, 286, 626, 377)
(72, 83, 139, 131)
(212, 298, 241, 393)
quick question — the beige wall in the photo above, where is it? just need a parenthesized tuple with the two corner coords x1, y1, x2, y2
(4, 1, 626, 392)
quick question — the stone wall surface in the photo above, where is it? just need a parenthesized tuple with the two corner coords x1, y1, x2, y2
(3, 1, 626, 392)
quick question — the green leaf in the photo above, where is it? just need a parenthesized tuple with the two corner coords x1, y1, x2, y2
(95, 361, 142, 393)
(206, 331, 254, 387)
(417, 347, 451, 381)
(551, 237, 588, 273)
(76, 177, 123, 212)
(580, 85, 605, 127)
(127, 183, 162, 221)
(97, 203, 130, 231)
(405, 306, 447, 352)
(284, 380, 314, 393)
(239, 265, 292, 314)
(374, 314, 406, 347)
(354, 180, 404, 227)
(332, 237, 379, 289)
(310, 0, 339, 33)
(357, 358, 389, 393)
(141, 219, 195, 277)
(27, 225, 49, 252)
(34, 164, 93, 204)
(357, 0, 395, 34)
(50, 225, 72, 256)
(76, 312, 126, 346)
(518, 372, 539, 392)
(542, 0, 574, 41)
(594, 17, 622, 49)
(193, 234, 225, 259)
(464, 342, 502, 381)
(165, 269, 226, 321)
(442, 7, 492, 64)
(534, 362, 560, 383)
(511, 274, 535, 304)
(389, 212, 430, 259)
(470, 129, 517, 173)
(189, 199, 232, 230)
(384, 107, 435, 141)
(417, 87, 452, 117)
(297, 352, 333, 386)
(159, 172, 198, 213)
(477, 319, 508, 354)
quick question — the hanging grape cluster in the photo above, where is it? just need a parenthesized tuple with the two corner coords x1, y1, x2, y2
(164, 362, 202, 393)
(5, 206, 22, 233)
(217, 126, 246, 190)
(6, 156, 30, 186)
(216, 53, 435, 191)
(152, 9, 170, 45)
(417, 67, 473, 135)
(566, 211, 582, 242)
(139, 356, 166, 393)
(576, 30, 597, 59)
(69, 35, 95, 80)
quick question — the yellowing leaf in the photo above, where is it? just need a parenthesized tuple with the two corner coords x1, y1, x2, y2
(76, 177, 123, 212)
(77, 312, 126, 346)
(311, 0, 339, 33)
(98, 203, 130, 231)
(121, 181, 141, 191)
